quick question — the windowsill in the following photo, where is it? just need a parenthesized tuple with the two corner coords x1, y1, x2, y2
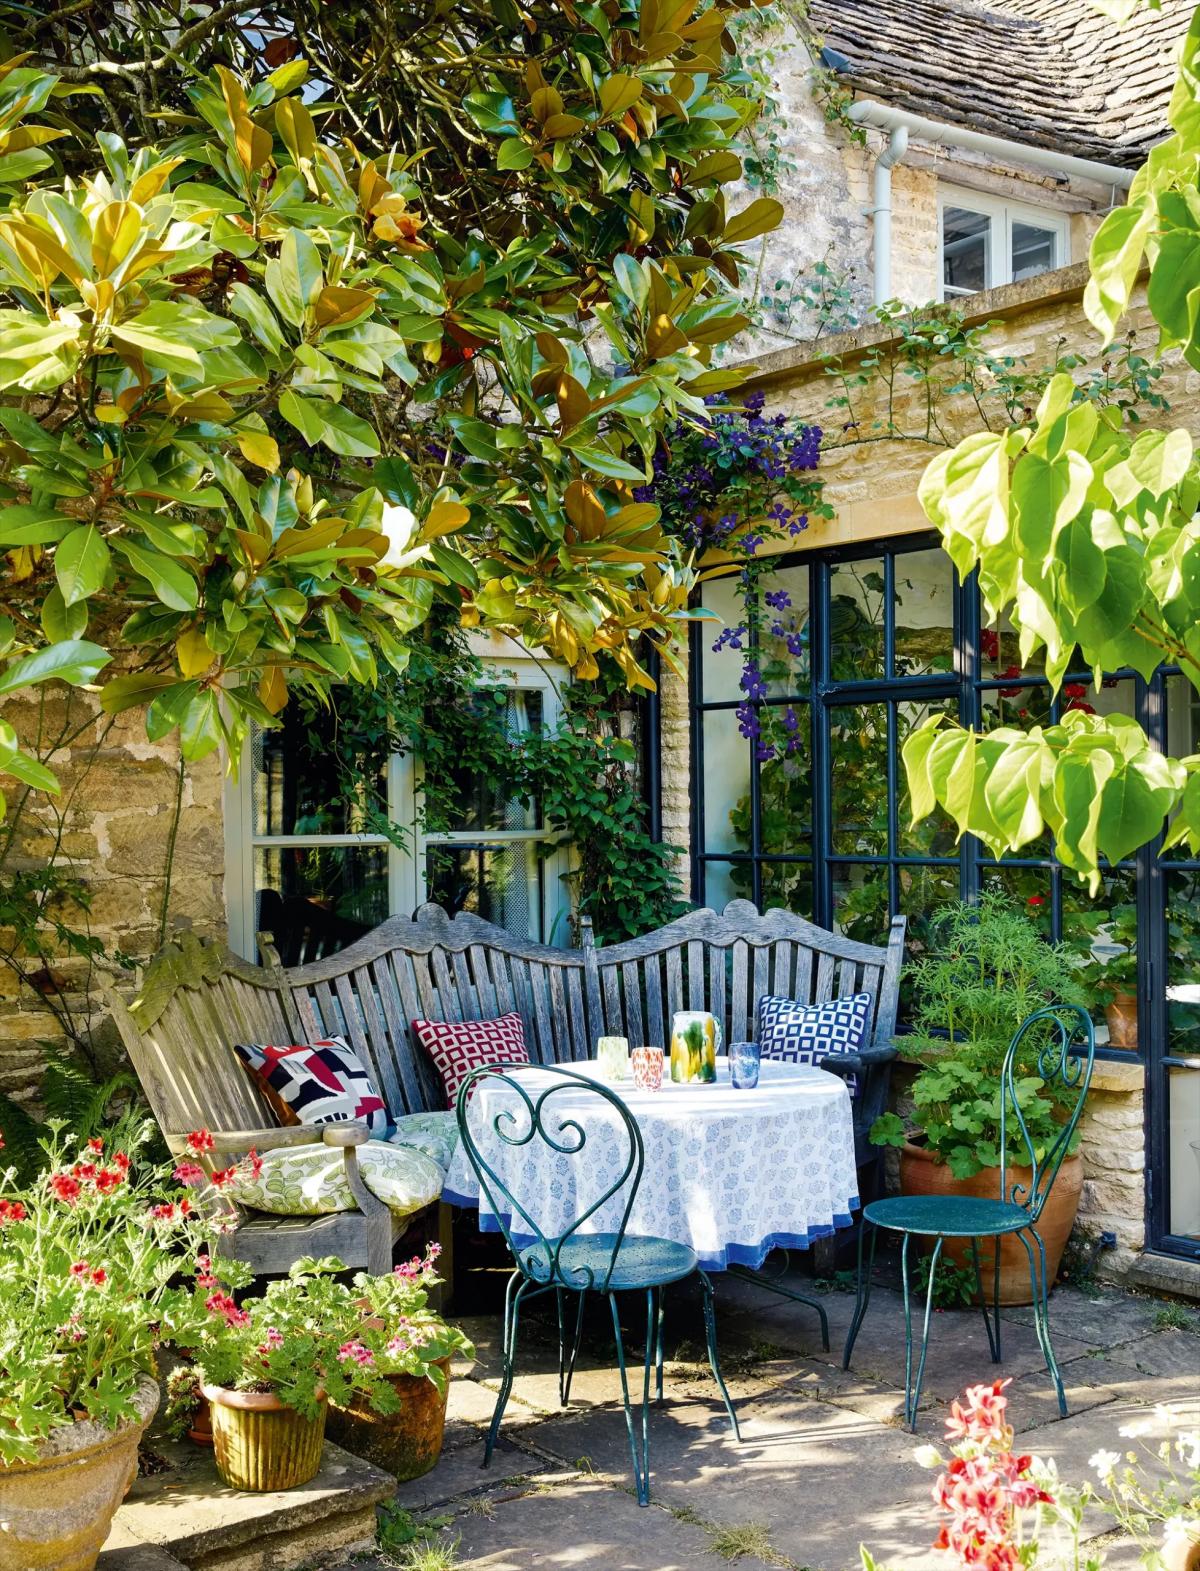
(1089, 1056, 1144, 1094)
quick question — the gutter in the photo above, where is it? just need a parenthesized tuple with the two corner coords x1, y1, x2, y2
(846, 99, 1136, 304)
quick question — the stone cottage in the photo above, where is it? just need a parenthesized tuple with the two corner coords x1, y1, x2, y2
(2, 0, 1196, 1295)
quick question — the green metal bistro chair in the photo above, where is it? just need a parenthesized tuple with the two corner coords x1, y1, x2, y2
(842, 1004, 1095, 1431)
(456, 1062, 740, 1505)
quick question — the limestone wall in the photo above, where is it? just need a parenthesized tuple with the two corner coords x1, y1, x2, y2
(0, 688, 225, 1101)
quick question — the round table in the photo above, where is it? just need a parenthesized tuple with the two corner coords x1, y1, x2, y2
(441, 1058, 859, 1271)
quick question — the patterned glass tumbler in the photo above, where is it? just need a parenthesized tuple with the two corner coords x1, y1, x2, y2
(730, 1039, 761, 1090)
(631, 1046, 664, 1092)
(596, 1035, 630, 1082)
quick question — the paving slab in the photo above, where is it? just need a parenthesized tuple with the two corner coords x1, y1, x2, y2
(1098, 1327, 1200, 1382)
(1001, 1285, 1169, 1350)
(391, 1434, 548, 1513)
(110, 1436, 393, 1571)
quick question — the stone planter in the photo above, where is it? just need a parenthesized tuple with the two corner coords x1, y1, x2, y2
(0, 1373, 158, 1571)
(899, 1141, 1084, 1306)
(201, 1384, 326, 1492)
(1104, 992, 1139, 1049)
(328, 1359, 451, 1481)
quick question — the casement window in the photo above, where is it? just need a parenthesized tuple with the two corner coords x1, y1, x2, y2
(224, 645, 570, 965)
(692, 535, 1200, 1262)
(939, 186, 1069, 299)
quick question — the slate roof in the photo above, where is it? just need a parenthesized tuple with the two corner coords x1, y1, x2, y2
(809, 0, 1191, 168)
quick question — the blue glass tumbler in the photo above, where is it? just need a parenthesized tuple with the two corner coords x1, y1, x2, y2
(730, 1039, 761, 1090)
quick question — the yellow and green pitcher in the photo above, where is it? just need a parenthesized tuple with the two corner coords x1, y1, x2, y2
(669, 1011, 720, 1084)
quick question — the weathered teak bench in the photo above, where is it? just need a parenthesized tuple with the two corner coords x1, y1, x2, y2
(102, 899, 905, 1281)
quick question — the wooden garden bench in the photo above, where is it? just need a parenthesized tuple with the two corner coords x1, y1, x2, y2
(102, 899, 905, 1282)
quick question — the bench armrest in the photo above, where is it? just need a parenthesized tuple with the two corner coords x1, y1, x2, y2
(193, 1126, 325, 1157)
(321, 1123, 370, 1148)
(818, 1044, 897, 1076)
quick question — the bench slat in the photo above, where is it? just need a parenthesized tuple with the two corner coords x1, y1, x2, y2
(643, 952, 665, 1049)
(621, 960, 644, 1046)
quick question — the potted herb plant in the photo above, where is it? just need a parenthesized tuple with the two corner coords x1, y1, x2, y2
(870, 893, 1089, 1304)
(0, 1130, 218, 1571)
(1067, 899, 1139, 1048)
(326, 1244, 475, 1480)
(184, 1255, 394, 1493)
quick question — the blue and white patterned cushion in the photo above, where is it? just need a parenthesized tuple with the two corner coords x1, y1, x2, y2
(757, 992, 873, 1094)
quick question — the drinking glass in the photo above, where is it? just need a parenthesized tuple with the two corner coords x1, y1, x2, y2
(730, 1039, 761, 1090)
(631, 1046, 664, 1091)
(596, 1035, 630, 1082)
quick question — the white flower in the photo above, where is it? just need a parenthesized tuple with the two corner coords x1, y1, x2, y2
(1118, 1416, 1154, 1438)
(912, 1444, 944, 1470)
(1176, 1431, 1200, 1470)
(376, 502, 428, 573)
(1089, 1449, 1121, 1480)
(1162, 1516, 1200, 1550)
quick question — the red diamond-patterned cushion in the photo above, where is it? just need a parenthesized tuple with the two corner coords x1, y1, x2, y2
(411, 1015, 529, 1109)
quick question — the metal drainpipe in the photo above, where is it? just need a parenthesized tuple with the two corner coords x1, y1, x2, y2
(870, 123, 909, 306)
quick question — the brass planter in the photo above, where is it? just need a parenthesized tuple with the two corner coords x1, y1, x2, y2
(328, 1359, 451, 1481)
(201, 1384, 326, 1492)
(0, 1373, 159, 1571)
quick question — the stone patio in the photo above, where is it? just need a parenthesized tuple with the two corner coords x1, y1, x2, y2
(340, 1261, 1199, 1571)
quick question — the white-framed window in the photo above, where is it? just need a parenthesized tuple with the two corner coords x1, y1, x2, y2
(224, 639, 571, 963)
(938, 185, 1069, 300)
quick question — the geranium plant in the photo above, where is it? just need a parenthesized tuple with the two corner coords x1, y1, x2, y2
(870, 893, 1087, 1178)
(0, 1125, 233, 1463)
(861, 1378, 1096, 1571)
(352, 1243, 474, 1394)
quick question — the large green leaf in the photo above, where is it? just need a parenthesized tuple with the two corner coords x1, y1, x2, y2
(54, 523, 111, 605)
(113, 537, 199, 611)
(0, 639, 110, 697)
(278, 390, 380, 456)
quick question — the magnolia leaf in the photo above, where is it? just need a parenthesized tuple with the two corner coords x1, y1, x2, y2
(278, 390, 380, 456)
(721, 198, 783, 246)
(0, 639, 110, 697)
(55, 522, 111, 605)
(497, 137, 533, 171)
(237, 428, 280, 471)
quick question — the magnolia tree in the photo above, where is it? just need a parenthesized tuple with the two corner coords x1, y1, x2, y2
(904, 7, 1200, 887)
(0, 0, 781, 816)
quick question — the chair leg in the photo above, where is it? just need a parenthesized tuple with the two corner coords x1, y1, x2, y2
(698, 1269, 740, 1441)
(970, 1237, 1001, 1363)
(609, 1290, 656, 1506)
(842, 1218, 877, 1371)
(901, 1233, 941, 1433)
(484, 1271, 528, 1467)
(727, 1257, 830, 1353)
(654, 1286, 666, 1403)
(1018, 1228, 1066, 1416)
(556, 1287, 586, 1408)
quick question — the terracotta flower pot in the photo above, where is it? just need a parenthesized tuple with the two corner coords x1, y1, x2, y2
(1104, 992, 1139, 1049)
(327, 1359, 451, 1481)
(187, 1394, 214, 1448)
(0, 1373, 159, 1571)
(898, 1142, 1084, 1306)
(201, 1384, 326, 1492)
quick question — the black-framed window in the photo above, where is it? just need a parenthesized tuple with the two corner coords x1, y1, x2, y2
(690, 533, 1200, 1262)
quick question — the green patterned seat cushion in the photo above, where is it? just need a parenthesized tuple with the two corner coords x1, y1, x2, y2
(387, 1111, 459, 1173)
(229, 1141, 443, 1218)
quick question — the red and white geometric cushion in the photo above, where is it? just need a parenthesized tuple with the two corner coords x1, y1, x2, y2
(234, 1037, 393, 1139)
(411, 1014, 529, 1109)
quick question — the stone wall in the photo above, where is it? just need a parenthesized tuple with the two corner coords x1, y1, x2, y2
(0, 687, 225, 1102)
(1077, 1060, 1146, 1281)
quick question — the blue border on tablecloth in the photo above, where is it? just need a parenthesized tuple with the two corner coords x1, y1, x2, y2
(439, 1186, 861, 1272)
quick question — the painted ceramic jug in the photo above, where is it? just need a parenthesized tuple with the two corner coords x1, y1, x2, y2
(669, 1011, 720, 1084)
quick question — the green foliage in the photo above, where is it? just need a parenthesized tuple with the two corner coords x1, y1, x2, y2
(913, 1250, 979, 1311)
(0, 1046, 148, 1184)
(870, 894, 1085, 1178)
(297, 625, 686, 945)
(351, 1245, 474, 1392)
(0, 1128, 220, 1463)
(1, 2, 781, 814)
(902, 10, 1200, 884)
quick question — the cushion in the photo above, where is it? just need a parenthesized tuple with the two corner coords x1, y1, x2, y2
(388, 1110, 459, 1172)
(757, 992, 873, 1093)
(228, 1140, 443, 1218)
(411, 1014, 529, 1108)
(234, 1037, 393, 1140)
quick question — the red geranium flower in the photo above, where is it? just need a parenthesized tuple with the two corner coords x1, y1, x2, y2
(150, 1202, 176, 1221)
(173, 1162, 205, 1186)
(112, 1151, 131, 1173)
(69, 1260, 89, 1277)
(244, 1148, 264, 1180)
(0, 1199, 26, 1227)
(209, 1166, 237, 1190)
(86, 1137, 105, 1155)
(49, 1173, 82, 1205)
(94, 1167, 125, 1194)
(1063, 682, 1087, 700)
(91, 1268, 107, 1286)
(187, 1129, 215, 1154)
(1026, 894, 1045, 908)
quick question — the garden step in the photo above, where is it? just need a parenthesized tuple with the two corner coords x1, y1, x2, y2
(99, 1436, 395, 1571)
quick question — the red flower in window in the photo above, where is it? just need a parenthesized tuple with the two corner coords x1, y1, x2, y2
(1063, 682, 1087, 700)
(998, 665, 1024, 698)
(1026, 895, 1045, 908)
(1065, 700, 1096, 715)
(981, 629, 1000, 662)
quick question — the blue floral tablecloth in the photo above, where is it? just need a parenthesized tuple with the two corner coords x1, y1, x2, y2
(442, 1058, 859, 1271)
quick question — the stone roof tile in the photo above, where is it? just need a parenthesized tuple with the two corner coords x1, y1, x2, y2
(810, 0, 1191, 167)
